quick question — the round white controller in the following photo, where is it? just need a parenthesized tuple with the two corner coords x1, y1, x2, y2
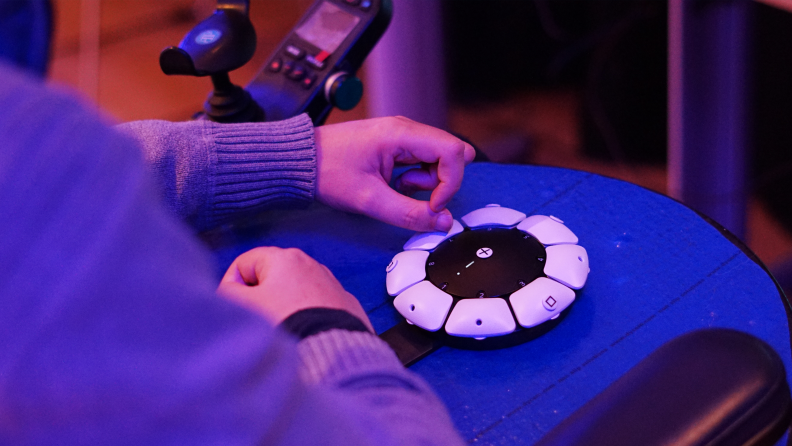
(385, 205, 590, 347)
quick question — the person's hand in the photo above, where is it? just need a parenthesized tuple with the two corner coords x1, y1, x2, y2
(314, 116, 476, 233)
(217, 247, 373, 331)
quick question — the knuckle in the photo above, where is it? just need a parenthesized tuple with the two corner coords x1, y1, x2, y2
(447, 140, 466, 160)
(283, 247, 316, 265)
(387, 115, 413, 133)
(242, 246, 271, 261)
(283, 247, 306, 259)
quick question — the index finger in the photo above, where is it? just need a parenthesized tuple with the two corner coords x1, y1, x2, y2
(389, 118, 476, 212)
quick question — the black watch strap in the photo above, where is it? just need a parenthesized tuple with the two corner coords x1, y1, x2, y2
(378, 320, 443, 367)
(280, 308, 370, 340)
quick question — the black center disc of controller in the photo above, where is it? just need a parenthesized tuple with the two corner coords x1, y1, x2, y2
(426, 227, 547, 299)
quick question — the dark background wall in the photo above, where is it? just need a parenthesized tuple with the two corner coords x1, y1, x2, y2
(442, 0, 668, 164)
(443, 0, 792, 234)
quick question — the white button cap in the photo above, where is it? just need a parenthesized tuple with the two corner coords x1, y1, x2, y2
(516, 215, 579, 246)
(403, 219, 464, 251)
(386, 250, 429, 296)
(510, 277, 576, 328)
(444, 298, 516, 337)
(544, 244, 590, 290)
(461, 205, 526, 228)
(393, 281, 454, 332)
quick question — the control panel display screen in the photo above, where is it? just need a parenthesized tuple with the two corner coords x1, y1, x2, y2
(296, 2, 361, 55)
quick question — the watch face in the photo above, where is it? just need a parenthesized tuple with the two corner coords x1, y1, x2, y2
(386, 206, 590, 349)
(426, 228, 546, 299)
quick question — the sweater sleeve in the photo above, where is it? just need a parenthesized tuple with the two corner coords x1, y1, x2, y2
(0, 64, 464, 446)
(295, 330, 466, 445)
(115, 115, 316, 231)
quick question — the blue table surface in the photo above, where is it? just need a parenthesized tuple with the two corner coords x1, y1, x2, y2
(207, 163, 792, 445)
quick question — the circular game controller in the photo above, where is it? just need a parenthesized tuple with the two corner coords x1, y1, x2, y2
(385, 204, 590, 349)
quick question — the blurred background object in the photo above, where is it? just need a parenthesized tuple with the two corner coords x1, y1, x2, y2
(42, 0, 792, 293)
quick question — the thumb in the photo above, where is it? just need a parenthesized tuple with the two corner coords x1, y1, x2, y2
(368, 183, 454, 232)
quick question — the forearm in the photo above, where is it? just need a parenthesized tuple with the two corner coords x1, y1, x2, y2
(116, 115, 316, 231)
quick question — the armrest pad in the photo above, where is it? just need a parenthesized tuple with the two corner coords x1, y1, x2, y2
(536, 329, 792, 446)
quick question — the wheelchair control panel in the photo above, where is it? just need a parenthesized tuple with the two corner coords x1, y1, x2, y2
(247, 0, 392, 124)
(160, 0, 391, 124)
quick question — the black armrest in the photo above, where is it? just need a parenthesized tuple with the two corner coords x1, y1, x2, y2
(536, 329, 792, 446)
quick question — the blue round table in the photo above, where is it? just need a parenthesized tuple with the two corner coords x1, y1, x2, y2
(207, 163, 792, 445)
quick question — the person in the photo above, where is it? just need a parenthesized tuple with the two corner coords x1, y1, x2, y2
(117, 110, 472, 234)
(0, 57, 476, 444)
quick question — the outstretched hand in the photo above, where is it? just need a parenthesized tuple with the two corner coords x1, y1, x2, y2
(315, 116, 476, 233)
(217, 247, 373, 332)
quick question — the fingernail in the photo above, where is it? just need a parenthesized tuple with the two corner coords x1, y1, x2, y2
(435, 212, 452, 232)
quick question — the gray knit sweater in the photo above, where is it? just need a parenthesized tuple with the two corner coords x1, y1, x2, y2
(117, 115, 316, 231)
(0, 63, 463, 445)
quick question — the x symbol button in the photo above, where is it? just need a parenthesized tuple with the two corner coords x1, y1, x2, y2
(476, 247, 493, 258)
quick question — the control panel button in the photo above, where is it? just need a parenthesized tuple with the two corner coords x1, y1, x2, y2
(516, 215, 578, 246)
(444, 298, 516, 337)
(544, 244, 590, 290)
(287, 64, 306, 81)
(403, 219, 464, 251)
(301, 74, 316, 89)
(283, 60, 295, 74)
(393, 281, 454, 332)
(306, 54, 326, 70)
(267, 58, 283, 72)
(285, 45, 304, 59)
(386, 250, 430, 296)
(461, 205, 526, 228)
(510, 277, 575, 328)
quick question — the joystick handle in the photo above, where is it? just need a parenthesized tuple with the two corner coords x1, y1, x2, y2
(159, 0, 264, 123)
(160, 5, 255, 77)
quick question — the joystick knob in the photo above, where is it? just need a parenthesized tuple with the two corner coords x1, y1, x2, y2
(159, 0, 264, 123)
(160, 6, 256, 77)
(324, 71, 363, 111)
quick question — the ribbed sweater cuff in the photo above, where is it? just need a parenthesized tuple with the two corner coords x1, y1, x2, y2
(296, 330, 404, 386)
(204, 114, 315, 226)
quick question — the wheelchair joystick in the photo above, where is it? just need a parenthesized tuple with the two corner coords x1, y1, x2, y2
(159, 0, 264, 123)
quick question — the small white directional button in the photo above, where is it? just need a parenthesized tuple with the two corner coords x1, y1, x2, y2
(445, 298, 516, 337)
(393, 281, 454, 332)
(544, 244, 590, 290)
(386, 250, 430, 296)
(510, 277, 576, 328)
(476, 247, 493, 258)
(461, 205, 526, 228)
(403, 219, 464, 251)
(386, 259, 397, 273)
(516, 215, 578, 246)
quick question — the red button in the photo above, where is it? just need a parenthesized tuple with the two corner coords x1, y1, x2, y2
(288, 64, 306, 80)
(267, 58, 282, 72)
(301, 75, 316, 89)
